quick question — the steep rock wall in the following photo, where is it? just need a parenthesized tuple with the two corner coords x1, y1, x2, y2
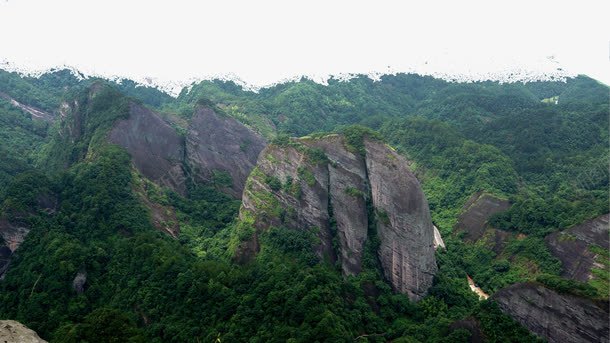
(108, 103, 186, 194)
(364, 139, 437, 299)
(238, 135, 437, 300)
(493, 283, 609, 343)
(545, 213, 609, 282)
(186, 107, 267, 198)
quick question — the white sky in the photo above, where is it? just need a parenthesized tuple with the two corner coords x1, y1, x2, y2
(0, 0, 608, 89)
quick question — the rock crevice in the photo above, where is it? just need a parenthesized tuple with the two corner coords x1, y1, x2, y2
(238, 135, 437, 300)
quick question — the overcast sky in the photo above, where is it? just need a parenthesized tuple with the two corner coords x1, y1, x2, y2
(1, 0, 608, 89)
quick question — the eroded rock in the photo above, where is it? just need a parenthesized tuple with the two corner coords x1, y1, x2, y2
(493, 283, 609, 343)
(364, 139, 437, 299)
(238, 135, 437, 300)
(0, 320, 47, 343)
(186, 106, 266, 198)
(545, 213, 609, 282)
(108, 103, 187, 194)
(455, 192, 511, 241)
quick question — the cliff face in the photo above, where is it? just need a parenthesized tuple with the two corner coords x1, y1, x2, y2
(108, 103, 187, 194)
(493, 283, 609, 343)
(0, 194, 57, 279)
(238, 135, 437, 300)
(545, 213, 609, 282)
(186, 107, 267, 198)
(0, 320, 47, 343)
(455, 192, 511, 242)
(364, 140, 437, 298)
(108, 105, 265, 198)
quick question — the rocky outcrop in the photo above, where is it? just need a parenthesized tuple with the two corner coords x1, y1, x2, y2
(0, 92, 54, 122)
(238, 135, 437, 300)
(0, 195, 57, 279)
(0, 320, 47, 343)
(72, 271, 87, 295)
(493, 283, 609, 343)
(455, 192, 511, 241)
(108, 103, 187, 194)
(304, 135, 369, 274)
(545, 214, 609, 282)
(186, 107, 266, 198)
(364, 140, 437, 298)
(0, 219, 28, 278)
(108, 104, 266, 198)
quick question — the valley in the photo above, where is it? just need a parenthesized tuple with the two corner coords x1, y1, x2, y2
(0, 68, 607, 342)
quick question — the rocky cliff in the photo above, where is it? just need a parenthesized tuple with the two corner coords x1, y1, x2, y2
(108, 102, 187, 194)
(108, 104, 266, 198)
(238, 134, 437, 300)
(545, 213, 609, 282)
(186, 107, 267, 198)
(48, 84, 266, 199)
(0, 320, 47, 343)
(455, 192, 511, 242)
(0, 193, 57, 279)
(493, 283, 609, 343)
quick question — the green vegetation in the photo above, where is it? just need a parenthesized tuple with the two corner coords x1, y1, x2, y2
(0, 70, 607, 341)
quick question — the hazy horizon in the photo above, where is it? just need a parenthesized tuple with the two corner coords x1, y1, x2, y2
(1, 0, 608, 90)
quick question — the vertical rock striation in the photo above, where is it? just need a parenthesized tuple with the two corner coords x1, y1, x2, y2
(364, 139, 437, 299)
(108, 103, 187, 194)
(238, 135, 437, 300)
(186, 107, 267, 198)
(545, 213, 609, 282)
(493, 283, 609, 343)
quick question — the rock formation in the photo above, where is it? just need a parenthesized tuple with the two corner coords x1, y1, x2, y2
(72, 271, 87, 295)
(108, 104, 266, 198)
(238, 134, 437, 300)
(455, 192, 511, 241)
(493, 283, 609, 343)
(186, 107, 267, 198)
(0, 320, 47, 343)
(545, 213, 609, 282)
(108, 103, 187, 194)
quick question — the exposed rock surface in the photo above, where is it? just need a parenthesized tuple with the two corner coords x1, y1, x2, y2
(455, 192, 511, 241)
(108, 103, 187, 194)
(0, 219, 28, 278)
(305, 135, 369, 274)
(186, 107, 266, 198)
(238, 135, 437, 300)
(364, 140, 437, 299)
(493, 283, 609, 343)
(545, 213, 609, 282)
(0, 91, 54, 122)
(0, 195, 56, 278)
(0, 320, 47, 343)
(72, 271, 87, 295)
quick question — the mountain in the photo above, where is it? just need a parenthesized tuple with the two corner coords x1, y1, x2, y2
(0, 68, 607, 342)
(235, 131, 437, 300)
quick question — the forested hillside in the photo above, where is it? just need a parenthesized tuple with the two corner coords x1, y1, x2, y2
(0, 69, 607, 342)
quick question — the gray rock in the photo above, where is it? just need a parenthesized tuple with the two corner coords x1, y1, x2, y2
(493, 283, 610, 343)
(186, 106, 267, 198)
(545, 213, 609, 282)
(364, 139, 437, 300)
(455, 192, 511, 242)
(0, 320, 47, 343)
(238, 135, 437, 300)
(72, 271, 87, 295)
(108, 102, 187, 194)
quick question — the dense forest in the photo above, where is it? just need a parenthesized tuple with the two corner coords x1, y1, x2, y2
(0, 68, 607, 342)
